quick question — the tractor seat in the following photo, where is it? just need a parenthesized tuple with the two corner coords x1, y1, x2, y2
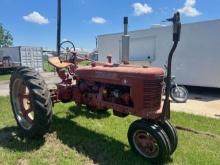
(48, 57, 72, 69)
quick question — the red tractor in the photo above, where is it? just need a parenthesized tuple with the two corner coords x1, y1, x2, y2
(9, 0, 181, 163)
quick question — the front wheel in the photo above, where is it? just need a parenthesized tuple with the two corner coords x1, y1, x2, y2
(170, 85, 188, 103)
(159, 120, 178, 155)
(10, 67, 53, 138)
(127, 120, 171, 163)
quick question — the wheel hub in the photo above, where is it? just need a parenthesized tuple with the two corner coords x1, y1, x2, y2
(133, 130, 159, 158)
(12, 79, 34, 130)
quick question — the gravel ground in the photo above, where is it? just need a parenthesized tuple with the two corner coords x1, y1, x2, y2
(0, 72, 220, 118)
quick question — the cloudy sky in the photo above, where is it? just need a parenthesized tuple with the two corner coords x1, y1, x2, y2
(0, 0, 219, 50)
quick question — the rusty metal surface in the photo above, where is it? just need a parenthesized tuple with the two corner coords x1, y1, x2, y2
(47, 51, 165, 120)
(49, 64, 165, 120)
(76, 65, 164, 79)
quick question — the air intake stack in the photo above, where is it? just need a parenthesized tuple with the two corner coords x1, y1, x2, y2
(122, 17, 130, 64)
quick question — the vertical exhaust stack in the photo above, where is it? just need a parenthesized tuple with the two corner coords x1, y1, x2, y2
(122, 17, 130, 64)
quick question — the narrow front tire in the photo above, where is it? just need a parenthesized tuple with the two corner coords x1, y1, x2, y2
(127, 119, 171, 163)
(159, 120, 178, 155)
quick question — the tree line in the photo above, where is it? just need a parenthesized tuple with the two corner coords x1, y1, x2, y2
(0, 23, 13, 47)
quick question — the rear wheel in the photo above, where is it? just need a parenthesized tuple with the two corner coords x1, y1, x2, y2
(170, 85, 188, 103)
(127, 119, 171, 163)
(10, 67, 52, 138)
(159, 120, 178, 155)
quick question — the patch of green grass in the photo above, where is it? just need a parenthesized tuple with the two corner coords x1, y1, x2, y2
(78, 60, 91, 66)
(171, 112, 220, 135)
(0, 96, 220, 165)
(43, 61, 55, 72)
(0, 74, 11, 81)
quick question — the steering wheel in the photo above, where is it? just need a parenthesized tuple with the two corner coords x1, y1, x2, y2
(60, 40, 76, 52)
(60, 41, 76, 61)
(60, 41, 78, 75)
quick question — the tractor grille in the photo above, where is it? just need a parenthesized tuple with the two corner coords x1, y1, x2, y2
(143, 79, 163, 111)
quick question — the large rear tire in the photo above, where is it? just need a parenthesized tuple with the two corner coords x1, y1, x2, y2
(127, 119, 171, 163)
(10, 67, 52, 138)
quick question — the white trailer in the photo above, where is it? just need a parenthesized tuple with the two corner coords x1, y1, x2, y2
(0, 46, 43, 72)
(97, 19, 220, 88)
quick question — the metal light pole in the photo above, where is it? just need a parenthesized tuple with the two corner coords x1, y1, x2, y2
(57, 0, 61, 56)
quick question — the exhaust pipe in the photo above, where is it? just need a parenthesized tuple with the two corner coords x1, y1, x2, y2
(162, 12, 181, 120)
(122, 17, 130, 64)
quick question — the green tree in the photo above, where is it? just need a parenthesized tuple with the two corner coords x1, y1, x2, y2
(0, 24, 13, 47)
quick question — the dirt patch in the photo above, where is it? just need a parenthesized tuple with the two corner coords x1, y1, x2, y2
(176, 125, 219, 138)
(17, 159, 29, 165)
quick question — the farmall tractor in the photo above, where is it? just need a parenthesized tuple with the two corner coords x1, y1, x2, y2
(9, 0, 181, 163)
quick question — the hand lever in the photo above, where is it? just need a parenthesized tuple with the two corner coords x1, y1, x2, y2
(166, 12, 181, 42)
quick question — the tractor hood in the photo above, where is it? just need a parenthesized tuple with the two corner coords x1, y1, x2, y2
(75, 65, 164, 84)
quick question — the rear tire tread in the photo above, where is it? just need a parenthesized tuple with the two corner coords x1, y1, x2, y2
(10, 67, 52, 138)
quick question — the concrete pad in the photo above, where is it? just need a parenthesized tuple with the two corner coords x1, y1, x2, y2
(171, 87, 220, 118)
(171, 100, 220, 119)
